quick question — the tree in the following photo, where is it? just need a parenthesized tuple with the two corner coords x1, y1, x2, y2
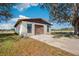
(0, 3, 16, 22)
(39, 3, 79, 35)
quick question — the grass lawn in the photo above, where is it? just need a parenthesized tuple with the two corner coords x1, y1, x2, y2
(0, 33, 74, 56)
(51, 31, 79, 39)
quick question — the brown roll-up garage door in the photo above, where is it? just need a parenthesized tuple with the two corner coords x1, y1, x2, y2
(35, 24, 44, 35)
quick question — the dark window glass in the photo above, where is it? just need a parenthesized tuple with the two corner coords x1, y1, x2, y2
(47, 25, 49, 32)
(27, 24, 32, 33)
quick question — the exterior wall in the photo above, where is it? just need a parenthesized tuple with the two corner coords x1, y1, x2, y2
(26, 21, 51, 35)
(20, 22, 27, 36)
(32, 23, 35, 35)
(49, 26, 51, 34)
(15, 21, 51, 36)
(22, 21, 34, 36)
(44, 25, 47, 34)
(23, 21, 50, 35)
(47, 25, 51, 34)
(44, 25, 51, 34)
(15, 22, 27, 36)
(15, 23, 21, 35)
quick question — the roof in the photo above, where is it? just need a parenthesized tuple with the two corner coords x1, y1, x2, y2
(14, 18, 51, 27)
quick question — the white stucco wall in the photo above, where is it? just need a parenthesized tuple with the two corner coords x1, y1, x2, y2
(44, 25, 47, 34)
(44, 25, 51, 34)
(15, 23, 21, 35)
(19, 23, 27, 36)
(15, 22, 27, 36)
(15, 21, 51, 36)
(22, 21, 34, 36)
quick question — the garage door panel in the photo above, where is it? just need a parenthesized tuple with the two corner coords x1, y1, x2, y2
(35, 25, 44, 35)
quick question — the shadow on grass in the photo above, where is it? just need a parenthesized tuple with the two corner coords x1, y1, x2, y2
(0, 33, 16, 38)
(0, 33, 20, 42)
(51, 32, 79, 39)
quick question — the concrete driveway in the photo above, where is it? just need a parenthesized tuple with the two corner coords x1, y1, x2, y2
(30, 34, 79, 55)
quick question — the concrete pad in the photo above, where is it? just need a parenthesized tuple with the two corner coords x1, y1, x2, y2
(30, 34, 79, 55)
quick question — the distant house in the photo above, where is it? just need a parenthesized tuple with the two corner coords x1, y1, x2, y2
(14, 18, 51, 36)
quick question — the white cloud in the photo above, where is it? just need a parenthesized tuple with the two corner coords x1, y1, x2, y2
(19, 15, 30, 19)
(8, 15, 30, 23)
(7, 15, 30, 25)
(0, 23, 14, 30)
(13, 3, 39, 11)
(0, 15, 30, 30)
(30, 3, 39, 6)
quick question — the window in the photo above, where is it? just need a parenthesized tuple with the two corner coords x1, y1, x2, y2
(47, 25, 50, 32)
(27, 24, 32, 33)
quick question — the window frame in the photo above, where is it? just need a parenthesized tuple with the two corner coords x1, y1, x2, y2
(27, 24, 32, 33)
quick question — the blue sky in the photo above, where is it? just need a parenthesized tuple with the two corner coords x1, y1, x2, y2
(11, 5, 49, 19)
(0, 3, 72, 30)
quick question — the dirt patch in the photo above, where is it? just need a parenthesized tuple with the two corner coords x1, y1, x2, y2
(13, 38, 74, 56)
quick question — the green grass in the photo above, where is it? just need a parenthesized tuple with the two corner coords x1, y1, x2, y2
(51, 31, 79, 39)
(0, 40, 14, 55)
(0, 33, 20, 55)
(0, 33, 74, 56)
